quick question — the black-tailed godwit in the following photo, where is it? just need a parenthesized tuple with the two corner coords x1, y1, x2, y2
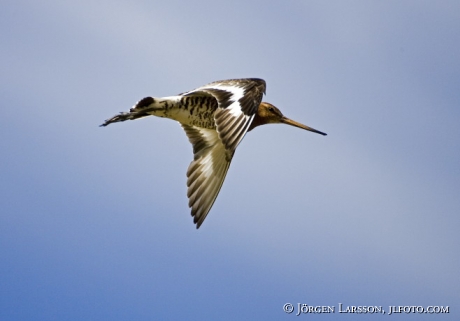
(101, 78, 326, 228)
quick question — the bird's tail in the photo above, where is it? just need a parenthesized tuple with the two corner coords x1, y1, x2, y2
(100, 97, 155, 127)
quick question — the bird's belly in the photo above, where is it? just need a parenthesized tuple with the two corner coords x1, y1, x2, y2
(168, 108, 216, 129)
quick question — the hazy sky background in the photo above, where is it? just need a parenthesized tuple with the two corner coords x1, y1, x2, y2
(1, 0, 459, 320)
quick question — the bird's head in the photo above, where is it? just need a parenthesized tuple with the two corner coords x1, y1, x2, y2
(249, 102, 327, 136)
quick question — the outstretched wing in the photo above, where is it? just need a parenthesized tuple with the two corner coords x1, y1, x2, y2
(182, 125, 231, 228)
(181, 78, 266, 228)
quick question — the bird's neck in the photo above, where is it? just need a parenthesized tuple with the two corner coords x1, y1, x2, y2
(248, 112, 266, 131)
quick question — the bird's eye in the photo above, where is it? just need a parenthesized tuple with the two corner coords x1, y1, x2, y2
(268, 107, 274, 112)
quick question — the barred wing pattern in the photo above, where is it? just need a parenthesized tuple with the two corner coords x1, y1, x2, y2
(181, 78, 266, 228)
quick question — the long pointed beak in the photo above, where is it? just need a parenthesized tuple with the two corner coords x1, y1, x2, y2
(280, 117, 327, 136)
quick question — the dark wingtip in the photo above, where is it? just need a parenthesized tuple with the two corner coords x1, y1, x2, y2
(195, 218, 202, 229)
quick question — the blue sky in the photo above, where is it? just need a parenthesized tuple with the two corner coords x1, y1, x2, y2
(1, 0, 459, 320)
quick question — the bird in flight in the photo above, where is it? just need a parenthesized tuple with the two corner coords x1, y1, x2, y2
(101, 78, 326, 228)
